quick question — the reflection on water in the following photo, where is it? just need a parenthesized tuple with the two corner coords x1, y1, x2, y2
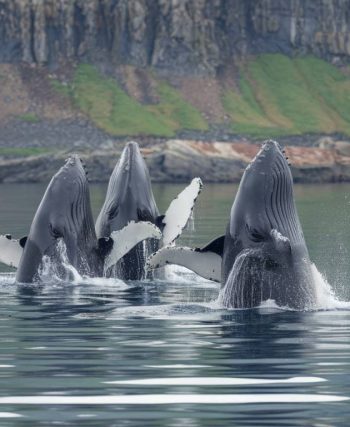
(0, 183, 349, 426)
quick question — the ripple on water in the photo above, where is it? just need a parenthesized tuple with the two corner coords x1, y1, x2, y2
(0, 222, 349, 425)
(0, 393, 346, 405)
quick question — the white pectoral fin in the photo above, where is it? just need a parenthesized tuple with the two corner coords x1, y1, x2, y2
(147, 246, 222, 283)
(161, 177, 203, 246)
(0, 235, 23, 268)
(104, 221, 162, 271)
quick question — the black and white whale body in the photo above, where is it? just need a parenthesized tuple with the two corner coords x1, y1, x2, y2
(0, 155, 161, 283)
(96, 141, 202, 280)
(149, 140, 317, 310)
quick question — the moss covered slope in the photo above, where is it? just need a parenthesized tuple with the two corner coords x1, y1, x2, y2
(52, 56, 350, 138)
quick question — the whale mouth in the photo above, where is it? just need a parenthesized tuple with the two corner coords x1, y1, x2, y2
(50, 155, 90, 209)
(64, 154, 86, 172)
(57, 155, 89, 185)
(262, 139, 282, 152)
(119, 141, 143, 174)
(242, 140, 295, 232)
(116, 141, 153, 198)
(248, 140, 288, 172)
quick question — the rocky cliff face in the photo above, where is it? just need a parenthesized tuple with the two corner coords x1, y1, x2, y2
(1, 0, 350, 75)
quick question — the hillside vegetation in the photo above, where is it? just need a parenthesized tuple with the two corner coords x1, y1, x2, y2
(47, 55, 350, 138)
(54, 64, 208, 137)
(225, 55, 350, 137)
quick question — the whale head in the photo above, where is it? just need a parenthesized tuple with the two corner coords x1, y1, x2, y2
(230, 140, 300, 243)
(16, 155, 97, 283)
(222, 140, 316, 309)
(95, 141, 159, 238)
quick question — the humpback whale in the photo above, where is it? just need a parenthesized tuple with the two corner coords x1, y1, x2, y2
(95, 141, 202, 280)
(149, 140, 317, 310)
(0, 155, 161, 283)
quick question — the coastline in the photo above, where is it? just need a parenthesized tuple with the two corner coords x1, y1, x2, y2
(1, 137, 350, 184)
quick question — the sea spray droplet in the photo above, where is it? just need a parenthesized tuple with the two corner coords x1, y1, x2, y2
(186, 210, 195, 233)
(311, 263, 350, 310)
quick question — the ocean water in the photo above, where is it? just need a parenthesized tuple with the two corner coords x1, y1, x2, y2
(0, 182, 349, 426)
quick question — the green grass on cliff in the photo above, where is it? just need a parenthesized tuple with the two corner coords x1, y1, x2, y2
(148, 81, 208, 132)
(226, 54, 350, 136)
(55, 64, 207, 137)
(52, 56, 350, 138)
(0, 147, 52, 157)
(17, 113, 40, 123)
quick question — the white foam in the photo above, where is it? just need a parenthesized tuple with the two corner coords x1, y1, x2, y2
(77, 414, 97, 418)
(216, 263, 350, 312)
(105, 376, 326, 386)
(0, 394, 346, 405)
(0, 412, 22, 418)
(0, 273, 15, 285)
(108, 302, 221, 320)
(74, 276, 127, 288)
(258, 299, 291, 312)
(164, 264, 217, 287)
(145, 364, 211, 369)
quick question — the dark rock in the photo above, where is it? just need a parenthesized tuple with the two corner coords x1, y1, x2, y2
(1, 0, 350, 75)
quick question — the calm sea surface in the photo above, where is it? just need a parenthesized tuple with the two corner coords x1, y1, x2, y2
(0, 182, 349, 426)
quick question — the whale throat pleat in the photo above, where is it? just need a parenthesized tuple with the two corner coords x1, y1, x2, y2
(266, 158, 301, 244)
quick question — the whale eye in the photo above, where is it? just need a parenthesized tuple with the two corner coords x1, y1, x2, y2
(108, 204, 119, 220)
(49, 224, 62, 239)
(246, 224, 265, 242)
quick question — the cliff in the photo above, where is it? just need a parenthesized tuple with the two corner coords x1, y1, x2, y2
(1, 0, 350, 75)
(1, 0, 350, 180)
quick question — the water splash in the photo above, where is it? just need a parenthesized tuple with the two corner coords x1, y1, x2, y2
(38, 240, 82, 284)
(0, 273, 15, 286)
(311, 264, 350, 310)
(217, 249, 350, 311)
(186, 210, 195, 233)
(142, 239, 150, 280)
(218, 249, 263, 309)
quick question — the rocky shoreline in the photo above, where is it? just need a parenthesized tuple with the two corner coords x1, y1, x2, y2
(1, 138, 350, 184)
